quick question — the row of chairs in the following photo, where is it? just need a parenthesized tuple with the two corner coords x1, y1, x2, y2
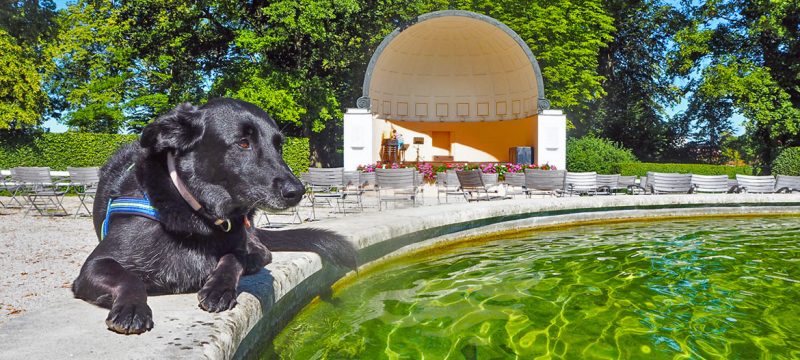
(436, 169, 800, 199)
(436, 169, 619, 201)
(634, 172, 800, 194)
(299, 167, 425, 219)
(1, 167, 99, 216)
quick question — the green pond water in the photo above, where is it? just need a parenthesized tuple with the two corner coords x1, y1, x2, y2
(268, 217, 800, 359)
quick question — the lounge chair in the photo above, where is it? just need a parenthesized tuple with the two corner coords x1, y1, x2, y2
(596, 174, 619, 195)
(689, 175, 735, 194)
(776, 175, 800, 193)
(376, 168, 419, 210)
(358, 172, 378, 207)
(563, 172, 598, 196)
(67, 167, 100, 217)
(436, 171, 462, 203)
(306, 167, 348, 219)
(628, 172, 655, 194)
(735, 175, 776, 193)
(650, 172, 692, 194)
(456, 170, 506, 201)
(1, 169, 25, 208)
(13, 167, 69, 216)
(617, 175, 637, 194)
(342, 170, 365, 213)
(523, 169, 566, 197)
(503, 172, 526, 197)
(255, 207, 303, 228)
(728, 178, 739, 192)
(481, 173, 500, 191)
(359, 172, 377, 191)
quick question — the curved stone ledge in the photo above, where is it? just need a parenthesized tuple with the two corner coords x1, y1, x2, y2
(2, 194, 800, 359)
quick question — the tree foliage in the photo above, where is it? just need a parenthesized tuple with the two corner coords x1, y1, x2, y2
(461, 0, 615, 110)
(7, 0, 796, 170)
(669, 0, 800, 173)
(0, 0, 56, 130)
(570, 0, 685, 162)
(0, 29, 47, 129)
(37, 0, 616, 165)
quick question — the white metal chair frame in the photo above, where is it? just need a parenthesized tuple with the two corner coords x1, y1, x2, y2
(735, 175, 776, 194)
(306, 167, 348, 220)
(67, 167, 100, 217)
(376, 168, 418, 210)
(690, 174, 736, 194)
(616, 175, 637, 194)
(523, 169, 566, 197)
(1, 169, 26, 208)
(596, 174, 619, 195)
(342, 170, 365, 213)
(503, 172, 526, 197)
(456, 170, 505, 201)
(649, 173, 693, 194)
(436, 171, 463, 204)
(13, 167, 70, 216)
(563, 172, 598, 197)
(775, 175, 800, 193)
(628, 172, 654, 195)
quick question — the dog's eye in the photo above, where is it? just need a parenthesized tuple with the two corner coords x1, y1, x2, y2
(237, 138, 250, 149)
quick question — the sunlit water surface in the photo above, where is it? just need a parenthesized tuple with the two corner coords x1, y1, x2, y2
(269, 217, 800, 359)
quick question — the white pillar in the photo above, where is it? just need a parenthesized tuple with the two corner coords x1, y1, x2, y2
(343, 108, 375, 170)
(536, 109, 567, 170)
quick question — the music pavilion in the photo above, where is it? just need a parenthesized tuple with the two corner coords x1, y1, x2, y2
(343, 10, 566, 170)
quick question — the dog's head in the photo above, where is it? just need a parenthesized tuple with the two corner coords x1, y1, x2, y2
(141, 98, 305, 217)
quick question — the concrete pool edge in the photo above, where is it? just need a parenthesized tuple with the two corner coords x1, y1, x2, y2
(2, 195, 800, 359)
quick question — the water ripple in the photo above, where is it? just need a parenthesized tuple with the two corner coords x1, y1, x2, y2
(271, 217, 800, 359)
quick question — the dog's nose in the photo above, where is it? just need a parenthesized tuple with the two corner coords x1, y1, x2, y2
(281, 181, 305, 202)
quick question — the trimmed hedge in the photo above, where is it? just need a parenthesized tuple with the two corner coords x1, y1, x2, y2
(0, 133, 138, 169)
(772, 147, 800, 176)
(567, 135, 638, 173)
(0, 132, 310, 174)
(611, 162, 753, 178)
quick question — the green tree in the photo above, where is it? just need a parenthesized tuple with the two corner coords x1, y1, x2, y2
(0, 0, 57, 130)
(0, 29, 47, 129)
(48, 1, 134, 133)
(0, 0, 58, 47)
(670, 0, 800, 173)
(48, 0, 617, 165)
(461, 0, 615, 110)
(49, 0, 237, 133)
(570, 0, 685, 162)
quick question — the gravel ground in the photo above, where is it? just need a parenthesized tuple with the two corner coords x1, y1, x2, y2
(0, 197, 97, 325)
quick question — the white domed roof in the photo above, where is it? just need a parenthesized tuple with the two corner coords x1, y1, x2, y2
(363, 11, 545, 122)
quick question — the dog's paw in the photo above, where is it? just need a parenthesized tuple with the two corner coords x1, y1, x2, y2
(105, 301, 154, 335)
(197, 283, 238, 313)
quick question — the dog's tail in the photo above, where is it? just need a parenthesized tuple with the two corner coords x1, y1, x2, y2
(255, 228, 359, 270)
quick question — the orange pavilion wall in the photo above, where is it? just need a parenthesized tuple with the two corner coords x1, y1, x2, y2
(373, 116, 538, 163)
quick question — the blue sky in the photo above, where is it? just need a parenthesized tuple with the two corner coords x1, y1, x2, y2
(43, 0, 745, 136)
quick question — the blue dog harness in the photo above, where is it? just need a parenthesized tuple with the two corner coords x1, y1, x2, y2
(101, 194, 160, 240)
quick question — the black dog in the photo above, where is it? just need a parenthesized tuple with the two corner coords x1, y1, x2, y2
(72, 98, 356, 334)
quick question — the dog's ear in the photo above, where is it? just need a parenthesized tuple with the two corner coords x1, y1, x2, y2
(141, 103, 204, 153)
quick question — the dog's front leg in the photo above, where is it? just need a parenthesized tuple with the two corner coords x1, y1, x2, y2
(73, 258, 154, 334)
(197, 253, 244, 312)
